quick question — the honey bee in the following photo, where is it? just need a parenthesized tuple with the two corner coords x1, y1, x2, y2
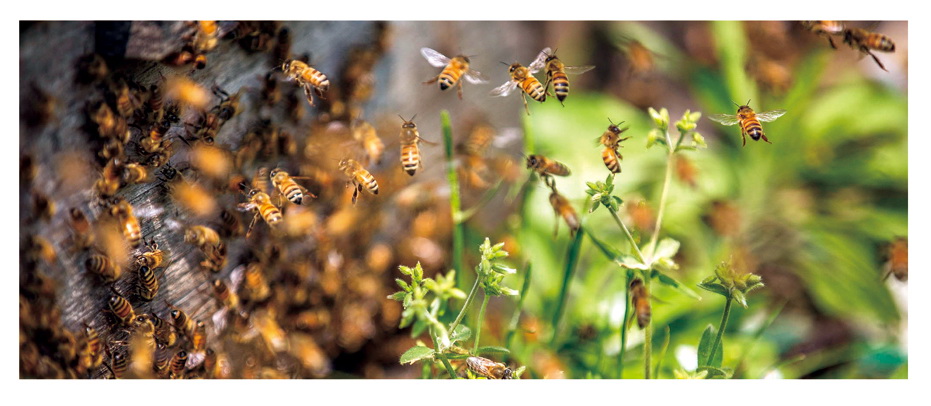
(212, 279, 239, 310)
(466, 356, 513, 379)
(274, 27, 292, 64)
(801, 21, 845, 49)
(107, 350, 129, 379)
(108, 293, 136, 326)
(420, 47, 488, 99)
(338, 158, 379, 204)
(121, 163, 149, 185)
(30, 190, 55, 222)
(537, 47, 594, 105)
(185, 225, 222, 251)
(280, 59, 330, 107)
(82, 323, 104, 369)
(146, 84, 165, 122)
(154, 343, 171, 377)
(623, 40, 656, 78)
(140, 119, 172, 155)
(166, 303, 195, 340)
(882, 237, 907, 282)
(108, 78, 138, 118)
(260, 72, 281, 106)
(241, 262, 271, 303)
(136, 265, 159, 302)
(165, 76, 211, 111)
(398, 115, 435, 176)
(94, 159, 122, 198)
(491, 57, 547, 115)
(193, 21, 219, 54)
(191, 320, 207, 352)
(526, 154, 570, 188)
(630, 278, 651, 329)
(109, 199, 142, 248)
(238, 187, 283, 237)
(135, 240, 165, 269)
(843, 27, 896, 71)
(549, 189, 580, 236)
(86, 254, 122, 283)
(217, 207, 244, 237)
(169, 349, 188, 379)
(212, 87, 240, 121)
(75, 53, 108, 84)
(351, 119, 384, 165)
(708, 101, 786, 146)
(270, 168, 317, 205)
(152, 314, 177, 347)
(90, 101, 130, 143)
(597, 119, 631, 174)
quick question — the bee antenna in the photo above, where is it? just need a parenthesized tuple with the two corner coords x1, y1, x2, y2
(500, 61, 509, 66)
(746, 99, 752, 106)
(731, 100, 741, 107)
(607, 117, 615, 126)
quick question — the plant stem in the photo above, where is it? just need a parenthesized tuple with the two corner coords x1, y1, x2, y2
(707, 296, 733, 366)
(644, 275, 653, 379)
(504, 263, 532, 363)
(550, 227, 584, 346)
(654, 325, 671, 379)
(441, 110, 465, 287)
(618, 270, 630, 379)
(608, 209, 646, 263)
(647, 141, 675, 259)
(431, 330, 458, 379)
(449, 276, 480, 334)
(473, 293, 489, 353)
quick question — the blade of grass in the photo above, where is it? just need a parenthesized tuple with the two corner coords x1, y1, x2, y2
(654, 325, 671, 379)
(504, 262, 533, 363)
(550, 227, 585, 346)
(441, 110, 465, 288)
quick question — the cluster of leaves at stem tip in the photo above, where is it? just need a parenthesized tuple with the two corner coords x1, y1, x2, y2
(646, 107, 707, 152)
(389, 239, 519, 375)
(698, 261, 765, 308)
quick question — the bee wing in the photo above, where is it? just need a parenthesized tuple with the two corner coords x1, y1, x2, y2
(563, 65, 595, 75)
(707, 114, 740, 126)
(528, 48, 550, 73)
(463, 69, 489, 84)
(420, 47, 451, 68)
(490, 81, 518, 97)
(756, 109, 787, 122)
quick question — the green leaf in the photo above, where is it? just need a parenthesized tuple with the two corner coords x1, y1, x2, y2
(450, 324, 472, 344)
(400, 345, 435, 365)
(697, 325, 723, 368)
(590, 200, 601, 213)
(388, 291, 407, 302)
(697, 366, 732, 379)
(651, 269, 701, 300)
(396, 278, 410, 291)
(476, 346, 510, 355)
(732, 290, 748, 308)
(697, 281, 729, 298)
(411, 318, 428, 337)
(651, 238, 681, 260)
(513, 365, 527, 379)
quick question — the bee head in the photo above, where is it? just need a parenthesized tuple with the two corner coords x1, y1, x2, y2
(526, 154, 540, 168)
(107, 295, 121, 306)
(398, 114, 417, 128)
(269, 168, 282, 178)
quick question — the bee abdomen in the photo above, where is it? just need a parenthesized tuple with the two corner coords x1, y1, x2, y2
(744, 120, 764, 141)
(438, 67, 462, 90)
(552, 73, 570, 101)
(362, 174, 379, 194)
(523, 79, 546, 102)
(86, 255, 120, 282)
(602, 148, 621, 173)
(401, 145, 420, 176)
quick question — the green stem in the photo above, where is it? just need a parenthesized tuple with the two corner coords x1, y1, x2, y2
(618, 270, 630, 379)
(550, 227, 585, 346)
(647, 141, 675, 259)
(504, 263, 532, 363)
(473, 294, 489, 353)
(707, 296, 733, 366)
(431, 330, 458, 379)
(441, 110, 465, 288)
(449, 276, 480, 335)
(644, 276, 653, 379)
(608, 209, 646, 263)
(654, 325, 671, 379)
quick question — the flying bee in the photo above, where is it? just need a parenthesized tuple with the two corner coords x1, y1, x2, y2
(280, 59, 330, 107)
(466, 356, 513, 379)
(801, 21, 845, 49)
(185, 225, 222, 251)
(526, 154, 570, 188)
(166, 302, 195, 340)
(165, 76, 211, 111)
(537, 47, 594, 105)
(136, 265, 159, 301)
(217, 207, 244, 237)
(108, 78, 138, 118)
(491, 56, 547, 115)
(241, 262, 271, 303)
(108, 293, 136, 326)
(351, 119, 384, 165)
(90, 101, 130, 143)
(238, 187, 283, 237)
(549, 189, 580, 237)
(708, 101, 786, 146)
(420, 47, 488, 99)
(339, 158, 379, 204)
(260, 72, 281, 106)
(882, 237, 908, 282)
(629, 278, 651, 329)
(94, 159, 122, 198)
(597, 119, 631, 174)
(212, 279, 239, 310)
(270, 168, 317, 205)
(135, 240, 165, 269)
(843, 27, 896, 71)
(86, 254, 122, 283)
(193, 21, 219, 54)
(109, 199, 142, 248)
(398, 115, 436, 176)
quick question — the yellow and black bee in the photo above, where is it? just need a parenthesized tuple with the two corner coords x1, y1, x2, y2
(491, 56, 547, 115)
(420, 47, 488, 99)
(466, 356, 513, 379)
(538, 47, 594, 105)
(630, 278, 651, 329)
(549, 189, 580, 237)
(597, 119, 631, 174)
(270, 168, 316, 205)
(843, 27, 896, 71)
(526, 154, 570, 188)
(86, 254, 121, 283)
(339, 158, 379, 204)
(398, 115, 433, 176)
(137, 265, 159, 302)
(709, 101, 786, 146)
(281, 59, 330, 107)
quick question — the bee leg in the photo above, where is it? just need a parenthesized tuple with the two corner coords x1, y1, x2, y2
(552, 212, 560, 238)
(245, 212, 259, 239)
(867, 51, 888, 71)
(422, 76, 438, 86)
(760, 133, 772, 144)
(351, 185, 359, 205)
(521, 92, 530, 116)
(457, 80, 464, 100)
(827, 37, 837, 49)
(301, 185, 317, 199)
(740, 129, 747, 147)
(302, 84, 316, 107)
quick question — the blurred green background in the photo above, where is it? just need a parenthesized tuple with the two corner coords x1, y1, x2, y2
(462, 21, 907, 379)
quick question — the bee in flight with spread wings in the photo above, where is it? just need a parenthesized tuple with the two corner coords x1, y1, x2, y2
(708, 101, 786, 146)
(420, 47, 488, 99)
(538, 47, 594, 105)
(490, 53, 548, 115)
